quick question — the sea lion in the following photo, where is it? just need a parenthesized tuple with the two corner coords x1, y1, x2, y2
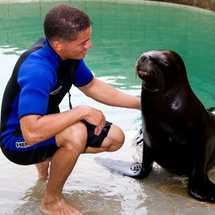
(135, 50, 215, 203)
(95, 50, 215, 203)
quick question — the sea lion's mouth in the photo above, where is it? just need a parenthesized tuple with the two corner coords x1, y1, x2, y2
(137, 69, 159, 92)
(137, 69, 154, 82)
(137, 69, 149, 78)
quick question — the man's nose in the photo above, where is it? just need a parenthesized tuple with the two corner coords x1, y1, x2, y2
(85, 40, 92, 49)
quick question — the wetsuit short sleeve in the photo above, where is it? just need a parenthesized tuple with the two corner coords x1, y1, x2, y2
(18, 58, 56, 118)
(74, 59, 93, 87)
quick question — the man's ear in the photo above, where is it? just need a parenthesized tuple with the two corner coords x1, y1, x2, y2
(51, 41, 63, 52)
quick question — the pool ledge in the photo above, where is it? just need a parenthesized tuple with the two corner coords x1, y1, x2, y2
(0, 0, 215, 12)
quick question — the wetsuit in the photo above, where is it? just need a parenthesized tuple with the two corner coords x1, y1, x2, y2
(0, 37, 111, 165)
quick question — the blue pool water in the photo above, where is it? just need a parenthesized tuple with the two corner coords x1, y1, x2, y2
(0, 0, 215, 132)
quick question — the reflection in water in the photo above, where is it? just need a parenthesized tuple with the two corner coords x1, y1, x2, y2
(13, 180, 46, 215)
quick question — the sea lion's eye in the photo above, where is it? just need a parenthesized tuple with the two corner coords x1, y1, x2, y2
(163, 61, 169, 67)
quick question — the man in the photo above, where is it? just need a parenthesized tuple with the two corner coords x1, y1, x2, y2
(0, 4, 140, 215)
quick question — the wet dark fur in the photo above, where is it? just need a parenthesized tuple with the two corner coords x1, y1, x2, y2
(136, 50, 215, 203)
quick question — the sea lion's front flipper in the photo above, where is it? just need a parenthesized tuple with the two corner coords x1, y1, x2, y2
(188, 166, 215, 203)
(95, 140, 154, 179)
(137, 141, 154, 179)
(94, 157, 143, 178)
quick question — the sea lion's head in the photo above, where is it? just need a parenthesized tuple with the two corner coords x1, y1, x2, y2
(135, 50, 187, 93)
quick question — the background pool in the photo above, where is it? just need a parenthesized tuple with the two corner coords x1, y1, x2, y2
(0, 1, 215, 214)
(0, 0, 215, 132)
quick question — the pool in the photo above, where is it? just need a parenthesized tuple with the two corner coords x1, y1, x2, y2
(0, 0, 215, 131)
(0, 1, 215, 214)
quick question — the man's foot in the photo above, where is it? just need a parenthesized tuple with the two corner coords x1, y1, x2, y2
(35, 160, 51, 180)
(40, 196, 84, 215)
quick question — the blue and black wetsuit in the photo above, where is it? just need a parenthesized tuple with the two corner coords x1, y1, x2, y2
(0, 37, 111, 165)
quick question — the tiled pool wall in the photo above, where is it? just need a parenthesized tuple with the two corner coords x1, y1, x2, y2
(0, 0, 215, 11)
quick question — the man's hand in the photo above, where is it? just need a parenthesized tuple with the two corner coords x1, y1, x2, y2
(79, 105, 106, 136)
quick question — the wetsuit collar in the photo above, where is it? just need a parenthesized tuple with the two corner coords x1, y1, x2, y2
(44, 37, 63, 63)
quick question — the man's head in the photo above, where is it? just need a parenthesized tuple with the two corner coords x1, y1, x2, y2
(44, 4, 92, 60)
(44, 3, 91, 43)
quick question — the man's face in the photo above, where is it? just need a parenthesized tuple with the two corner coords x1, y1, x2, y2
(59, 26, 92, 60)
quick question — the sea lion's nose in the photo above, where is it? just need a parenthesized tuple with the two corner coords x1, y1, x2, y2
(141, 55, 147, 63)
(141, 55, 152, 64)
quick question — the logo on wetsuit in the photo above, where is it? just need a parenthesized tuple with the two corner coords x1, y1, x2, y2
(16, 141, 30, 148)
(50, 86, 63, 95)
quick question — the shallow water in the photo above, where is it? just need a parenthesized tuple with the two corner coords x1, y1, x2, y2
(1, 132, 215, 215)
(0, 0, 215, 214)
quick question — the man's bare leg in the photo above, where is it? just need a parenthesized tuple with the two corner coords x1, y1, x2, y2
(40, 123, 124, 215)
(40, 122, 87, 215)
(35, 159, 51, 180)
(40, 146, 84, 215)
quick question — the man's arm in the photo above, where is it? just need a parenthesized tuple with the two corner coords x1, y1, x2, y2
(78, 77, 141, 110)
(20, 105, 106, 146)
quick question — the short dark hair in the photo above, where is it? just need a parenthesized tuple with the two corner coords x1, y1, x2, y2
(43, 4, 91, 43)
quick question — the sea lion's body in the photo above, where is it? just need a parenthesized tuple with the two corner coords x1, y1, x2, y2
(136, 50, 215, 202)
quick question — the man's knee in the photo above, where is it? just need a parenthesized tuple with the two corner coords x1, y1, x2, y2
(56, 121, 88, 153)
(103, 124, 125, 152)
(111, 125, 125, 151)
